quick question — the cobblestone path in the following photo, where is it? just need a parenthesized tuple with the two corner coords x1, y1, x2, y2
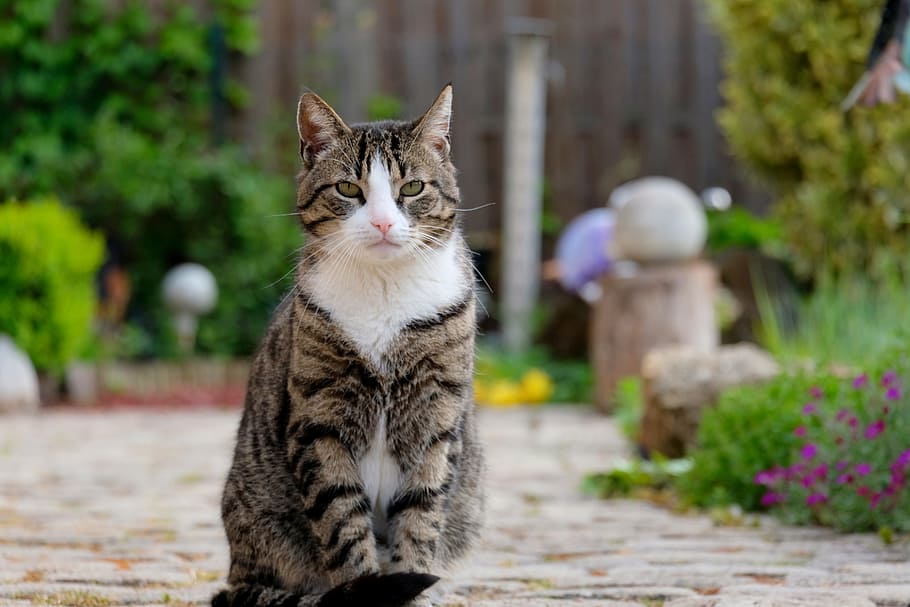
(1, 407, 908, 606)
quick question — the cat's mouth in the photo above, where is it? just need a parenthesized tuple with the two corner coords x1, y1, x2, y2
(367, 238, 405, 258)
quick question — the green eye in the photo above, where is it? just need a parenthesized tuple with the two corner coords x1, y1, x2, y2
(336, 181, 362, 198)
(400, 180, 424, 197)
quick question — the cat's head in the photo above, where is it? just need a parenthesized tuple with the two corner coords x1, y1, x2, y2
(295, 85, 459, 264)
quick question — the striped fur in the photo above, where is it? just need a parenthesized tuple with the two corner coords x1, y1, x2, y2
(215, 85, 484, 607)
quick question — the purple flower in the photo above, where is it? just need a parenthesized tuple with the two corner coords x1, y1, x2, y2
(848, 416, 859, 429)
(801, 475, 815, 488)
(812, 464, 828, 480)
(886, 386, 901, 401)
(794, 426, 807, 438)
(837, 473, 854, 484)
(787, 463, 806, 480)
(864, 420, 886, 440)
(881, 370, 897, 387)
(754, 469, 779, 485)
(836, 461, 848, 471)
(801, 444, 818, 460)
(836, 408, 851, 422)
(760, 491, 786, 507)
(806, 493, 828, 506)
(856, 463, 872, 476)
(852, 374, 868, 389)
(809, 386, 824, 399)
(896, 449, 910, 469)
(802, 403, 817, 415)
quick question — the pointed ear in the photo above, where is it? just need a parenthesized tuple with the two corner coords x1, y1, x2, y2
(412, 84, 453, 157)
(297, 92, 350, 163)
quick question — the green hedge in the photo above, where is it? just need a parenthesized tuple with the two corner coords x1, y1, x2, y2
(706, 0, 910, 279)
(0, 198, 104, 371)
(0, 1, 297, 356)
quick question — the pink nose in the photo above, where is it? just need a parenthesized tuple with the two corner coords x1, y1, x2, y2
(372, 220, 393, 235)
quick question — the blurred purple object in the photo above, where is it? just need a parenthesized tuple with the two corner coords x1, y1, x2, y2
(555, 208, 614, 294)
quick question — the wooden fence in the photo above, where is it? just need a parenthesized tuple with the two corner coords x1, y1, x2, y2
(239, 0, 767, 251)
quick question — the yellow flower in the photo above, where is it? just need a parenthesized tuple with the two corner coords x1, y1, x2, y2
(519, 368, 554, 404)
(485, 380, 524, 407)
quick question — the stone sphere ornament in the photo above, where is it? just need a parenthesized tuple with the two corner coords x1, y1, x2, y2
(0, 335, 40, 414)
(162, 263, 218, 352)
(609, 177, 707, 262)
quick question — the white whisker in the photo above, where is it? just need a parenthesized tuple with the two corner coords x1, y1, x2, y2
(454, 203, 497, 213)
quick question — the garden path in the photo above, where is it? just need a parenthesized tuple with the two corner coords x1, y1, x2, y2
(1, 407, 908, 607)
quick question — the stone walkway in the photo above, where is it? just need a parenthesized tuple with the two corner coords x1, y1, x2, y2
(1, 407, 908, 607)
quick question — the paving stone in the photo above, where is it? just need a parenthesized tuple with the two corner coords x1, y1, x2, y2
(1, 407, 909, 606)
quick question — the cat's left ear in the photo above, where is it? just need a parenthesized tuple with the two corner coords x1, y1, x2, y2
(413, 84, 453, 157)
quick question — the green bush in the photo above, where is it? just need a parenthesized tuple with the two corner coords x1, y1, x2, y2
(757, 274, 910, 366)
(0, 198, 104, 371)
(706, 207, 784, 255)
(678, 373, 840, 510)
(74, 115, 298, 356)
(0, 1, 297, 357)
(752, 356, 910, 533)
(706, 0, 910, 280)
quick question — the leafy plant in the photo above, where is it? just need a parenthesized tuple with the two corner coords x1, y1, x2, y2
(754, 363, 910, 533)
(366, 94, 403, 121)
(0, 1, 298, 357)
(0, 198, 104, 371)
(706, 0, 910, 281)
(678, 373, 840, 510)
(757, 274, 909, 366)
(474, 344, 593, 405)
(583, 456, 692, 499)
(706, 207, 785, 255)
(613, 376, 643, 441)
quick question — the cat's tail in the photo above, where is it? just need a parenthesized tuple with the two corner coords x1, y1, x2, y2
(211, 572, 439, 607)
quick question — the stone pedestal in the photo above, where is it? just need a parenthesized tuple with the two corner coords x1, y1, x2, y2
(589, 260, 718, 412)
(639, 343, 780, 457)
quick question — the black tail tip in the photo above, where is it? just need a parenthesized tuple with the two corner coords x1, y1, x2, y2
(211, 590, 230, 607)
(319, 572, 440, 607)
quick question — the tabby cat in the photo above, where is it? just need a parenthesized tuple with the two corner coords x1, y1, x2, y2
(212, 85, 484, 607)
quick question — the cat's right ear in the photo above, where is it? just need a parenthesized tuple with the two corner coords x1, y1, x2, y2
(297, 92, 350, 164)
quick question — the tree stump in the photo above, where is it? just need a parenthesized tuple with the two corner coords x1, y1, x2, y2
(589, 260, 718, 412)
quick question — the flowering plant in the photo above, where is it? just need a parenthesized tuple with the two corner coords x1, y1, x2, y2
(755, 362, 910, 532)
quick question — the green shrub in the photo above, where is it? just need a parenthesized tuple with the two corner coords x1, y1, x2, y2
(678, 373, 840, 510)
(753, 357, 910, 533)
(706, 0, 910, 280)
(74, 115, 298, 356)
(613, 376, 643, 441)
(0, 1, 297, 357)
(757, 274, 909, 366)
(0, 198, 104, 371)
(706, 207, 785, 255)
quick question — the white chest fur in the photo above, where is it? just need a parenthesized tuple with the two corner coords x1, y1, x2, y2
(304, 238, 465, 367)
(358, 416, 402, 536)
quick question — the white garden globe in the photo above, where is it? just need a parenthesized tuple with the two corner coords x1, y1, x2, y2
(0, 335, 40, 413)
(610, 177, 707, 262)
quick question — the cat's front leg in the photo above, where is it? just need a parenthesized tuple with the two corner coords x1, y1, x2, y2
(288, 420, 380, 587)
(385, 433, 452, 575)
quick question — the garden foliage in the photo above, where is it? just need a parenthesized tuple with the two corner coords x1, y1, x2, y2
(0, 0, 297, 356)
(706, 0, 910, 280)
(679, 373, 839, 511)
(754, 365, 910, 533)
(682, 353, 910, 533)
(0, 198, 104, 371)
